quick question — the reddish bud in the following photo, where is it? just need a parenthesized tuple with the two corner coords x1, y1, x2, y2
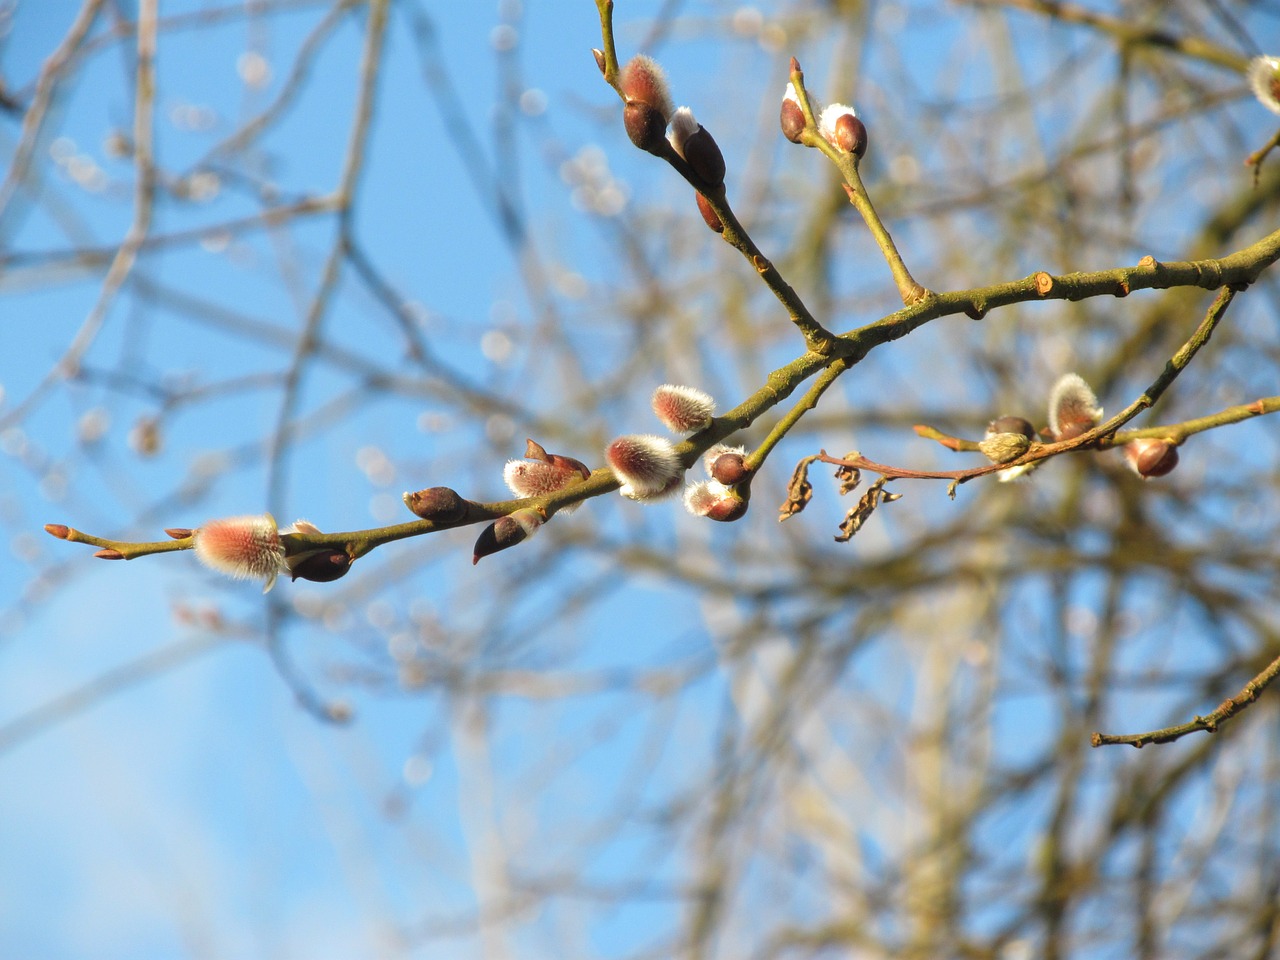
(683, 480, 747, 522)
(504, 439, 589, 510)
(619, 55, 673, 121)
(652, 384, 716, 434)
(94, 548, 125, 560)
(606, 434, 683, 500)
(624, 100, 669, 155)
(164, 527, 194, 540)
(818, 104, 861, 154)
(403, 486, 468, 522)
(695, 192, 723, 232)
(289, 550, 352, 582)
(44, 523, 70, 540)
(1124, 438, 1179, 479)
(835, 114, 866, 157)
(472, 508, 543, 565)
(780, 85, 807, 143)
(711, 452, 749, 486)
(592, 48, 606, 75)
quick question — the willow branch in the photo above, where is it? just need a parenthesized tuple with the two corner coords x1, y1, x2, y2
(1092, 651, 1280, 748)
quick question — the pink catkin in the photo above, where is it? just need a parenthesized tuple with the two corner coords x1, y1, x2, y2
(194, 514, 286, 591)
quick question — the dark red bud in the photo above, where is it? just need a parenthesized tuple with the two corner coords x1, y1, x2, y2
(711, 452, 748, 486)
(988, 416, 1036, 440)
(289, 550, 352, 582)
(706, 497, 747, 522)
(472, 515, 528, 565)
(835, 114, 867, 157)
(781, 98, 805, 143)
(683, 126, 725, 187)
(1126, 439, 1179, 479)
(404, 486, 469, 522)
(695, 193, 723, 232)
(624, 100, 669, 155)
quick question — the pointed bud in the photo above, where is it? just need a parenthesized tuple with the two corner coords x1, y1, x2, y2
(592, 48, 606, 75)
(683, 480, 748, 522)
(504, 439, 589, 511)
(780, 83, 808, 143)
(194, 514, 287, 592)
(668, 107, 725, 187)
(1124, 438, 1179, 479)
(695, 192, 723, 232)
(472, 508, 543, 564)
(164, 527, 194, 540)
(1048, 373, 1103, 441)
(711, 452, 749, 486)
(651, 384, 716, 434)
(94, 548, 125, 560)
(1248, 55, 1280, 115)
(403, 486, 468, 522)
(44, 523, 70, 540)
(606, 433, 683, 500)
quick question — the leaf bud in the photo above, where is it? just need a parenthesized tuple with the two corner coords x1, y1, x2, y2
(403, 486, 468, 522)
(44, 523, 70, 540)
(472, 508, 543, 565)
(164, 527, 194, 540)
(1124, 438, 1179, 479)
(94, 548, 125, 560)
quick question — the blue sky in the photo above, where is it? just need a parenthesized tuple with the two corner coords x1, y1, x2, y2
(3, 1, 1279, 957)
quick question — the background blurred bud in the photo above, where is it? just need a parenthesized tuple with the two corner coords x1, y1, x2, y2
(652, 384, 715, 434)
(988, 416, 1036, 440)
(1124, 438, 1179, 479)
(1248, 55, 1280, 115)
